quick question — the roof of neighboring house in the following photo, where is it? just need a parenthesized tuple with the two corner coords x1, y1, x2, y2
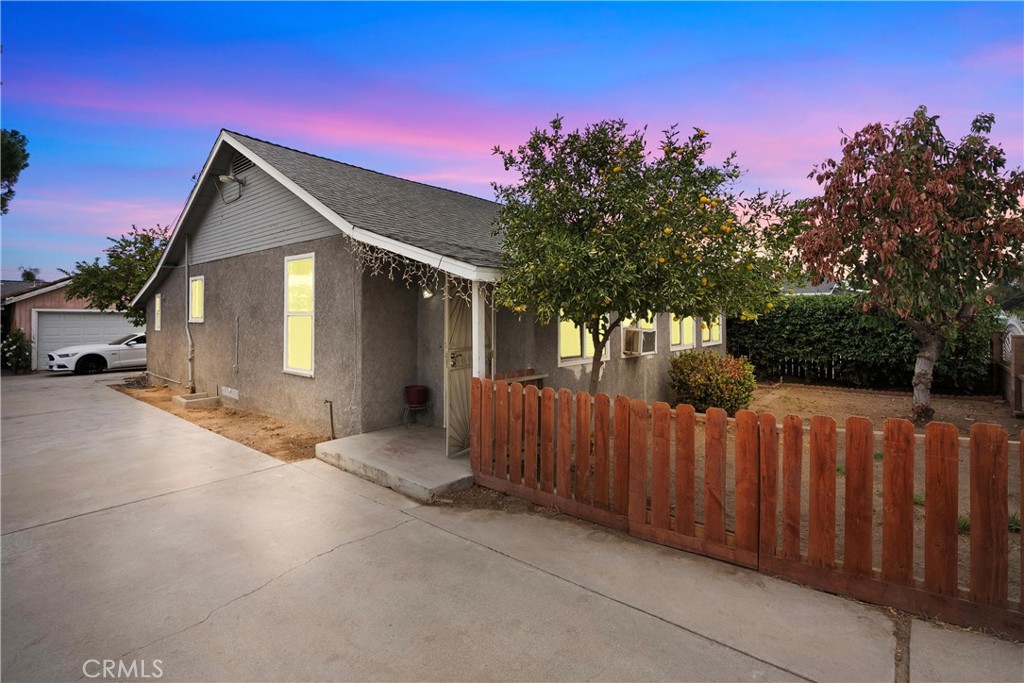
(2, 280, 52, 302)
(227, 132, 503, 268)
(787, 281, 841, 295)
(3, 277, 73, 304)
(134, 130, 504, 306)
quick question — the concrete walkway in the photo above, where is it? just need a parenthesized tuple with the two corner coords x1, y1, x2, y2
(2, 373, 1021, 682)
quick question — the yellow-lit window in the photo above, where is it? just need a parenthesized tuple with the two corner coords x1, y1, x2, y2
(284, 254, 314, 375)
(188, 276, 204, 323)
(155, 294, 162, 332)
(670, 315, 696, 349)
(558, 315, 598, 363)
(701, 315, 723, 346)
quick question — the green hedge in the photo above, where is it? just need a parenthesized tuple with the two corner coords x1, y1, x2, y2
(726, 295, 1000, 393)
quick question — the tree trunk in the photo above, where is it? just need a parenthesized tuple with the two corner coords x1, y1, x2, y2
(910, 328, 944, 423)
(588, 349, 604, 396)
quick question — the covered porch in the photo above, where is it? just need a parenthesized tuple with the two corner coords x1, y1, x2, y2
(315, 424, 472, 502)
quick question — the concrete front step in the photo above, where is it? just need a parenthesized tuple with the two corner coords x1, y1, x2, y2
(315, 425, 472, 502)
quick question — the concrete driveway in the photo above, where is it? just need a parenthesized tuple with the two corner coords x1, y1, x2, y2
(2, 373, 1021, 682)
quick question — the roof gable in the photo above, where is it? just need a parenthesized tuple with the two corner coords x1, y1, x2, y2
(134, 130, 503, 306)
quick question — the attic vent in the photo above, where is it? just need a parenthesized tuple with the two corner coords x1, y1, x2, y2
(231, 153, 254, 177)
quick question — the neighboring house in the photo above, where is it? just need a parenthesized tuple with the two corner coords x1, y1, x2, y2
(4, 278, 143, 371)
(132, 130, 725, 454)
(1, 279, 50, 336)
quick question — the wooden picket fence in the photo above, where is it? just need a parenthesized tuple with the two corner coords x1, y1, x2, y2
(470, 377, 1024, 638)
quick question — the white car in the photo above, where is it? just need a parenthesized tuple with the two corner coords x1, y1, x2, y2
(46, 333, 147, 374)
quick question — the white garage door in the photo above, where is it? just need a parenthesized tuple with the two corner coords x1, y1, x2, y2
(35, 311, 143, 370)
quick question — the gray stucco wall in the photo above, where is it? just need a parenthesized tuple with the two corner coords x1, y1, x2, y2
(146, 266, 189, 387)
(495, 311, 726, 403)
(184, 234, 362, 436)
(415, 292, 446, 428)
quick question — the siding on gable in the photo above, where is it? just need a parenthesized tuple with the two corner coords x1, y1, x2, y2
(189, 163, 340, 265)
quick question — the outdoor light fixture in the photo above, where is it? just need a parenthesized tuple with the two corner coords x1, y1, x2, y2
(421, 288, 435, 299)
(215, 174, 246, 204)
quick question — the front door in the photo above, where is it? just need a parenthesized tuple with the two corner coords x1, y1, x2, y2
(444, 284, 472, 456)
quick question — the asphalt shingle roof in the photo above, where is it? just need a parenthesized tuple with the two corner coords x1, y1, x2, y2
(227, 131, 503, 268)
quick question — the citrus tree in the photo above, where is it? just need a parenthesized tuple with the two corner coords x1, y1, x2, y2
(797, 107, 1024, 420)
(492, 117, 800, 394)
(62, 224, 170, 327)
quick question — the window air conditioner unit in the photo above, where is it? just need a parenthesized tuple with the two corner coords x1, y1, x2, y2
(622, 328, 641, 357)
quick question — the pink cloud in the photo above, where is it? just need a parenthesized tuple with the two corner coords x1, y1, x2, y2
(13, 191, 181, 236)
(960, 41, 1024, 74)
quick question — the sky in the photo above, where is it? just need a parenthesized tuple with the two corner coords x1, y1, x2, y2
(0, 1, 1021, 281)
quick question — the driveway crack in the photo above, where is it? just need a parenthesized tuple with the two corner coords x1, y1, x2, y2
(89, 518, 412, 675)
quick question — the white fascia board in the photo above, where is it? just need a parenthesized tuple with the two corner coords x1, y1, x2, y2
(222, 133, 497, 283)
(5, 279, 71, 304)
(131, 131, 229, 307)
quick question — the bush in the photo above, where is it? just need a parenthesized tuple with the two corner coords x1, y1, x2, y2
(669, 350, 756, 415)
(1, 328, 32, 373)
(727, 295, 1001, 393)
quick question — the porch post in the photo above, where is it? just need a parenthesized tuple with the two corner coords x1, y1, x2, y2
(471, 280, 487, 378)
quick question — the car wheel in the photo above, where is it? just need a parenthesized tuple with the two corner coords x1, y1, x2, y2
(75, 356, 106, 375)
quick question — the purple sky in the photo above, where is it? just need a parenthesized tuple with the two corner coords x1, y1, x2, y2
(1, 1, 1021, 280)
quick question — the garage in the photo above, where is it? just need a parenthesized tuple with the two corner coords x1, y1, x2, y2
(34, 311, 142, 371)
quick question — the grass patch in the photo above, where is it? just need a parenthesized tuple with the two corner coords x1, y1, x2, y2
(957, 514, 971, 535)
(836, 465, 846, 477)
(1010, 513, 1021, 534)
(873, 451, 884, 462)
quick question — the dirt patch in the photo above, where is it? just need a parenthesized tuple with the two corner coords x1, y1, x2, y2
(432, 485, 560, 516)
(112, 380, 326, 463)
(748, 381, 1022, 436)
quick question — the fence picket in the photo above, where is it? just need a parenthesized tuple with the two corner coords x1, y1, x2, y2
(735, 410, 759, 554)
(808, 416, 837, 568)
(970, 423, 1009, 608)
(651, 402, 671, 530)
(481, 379, 494, 477)
(628, 399, 650, 525)
(924, 422, 959, 596)
(882, 419, 915, 586)
(759, 413, 779, 563)
(494, 380, 508, 479)
(523, 385, 539, 489)
(782, 415, 803, 560)
(614, 396, 631, 516)
(575, 392, 592, 503)
(593, 394, 610, 509)
(557, 389, 573, 498)
(704, 408, 728, 544)
(844, 417, 874, 577)
(675, 404, 696, 536)
(540, 388, 555, 494)
(508, 382, 524, 485)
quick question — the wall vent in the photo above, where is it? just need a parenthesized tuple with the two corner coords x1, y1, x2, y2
(231, 153, 254, 177)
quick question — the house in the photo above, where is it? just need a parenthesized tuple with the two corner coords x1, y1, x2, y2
(4, 278, 142, 370)
(133, 130, 725, 454)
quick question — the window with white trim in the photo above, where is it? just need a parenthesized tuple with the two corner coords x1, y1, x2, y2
(188, 276, 204, 323)
(622, 313, 657, 357)
(670, 315, 696, 350)
(155, 294, 162, 332)
(284, 254, 314, 376)
(558, 315, 607, 365)
(701, 314, 723, 346)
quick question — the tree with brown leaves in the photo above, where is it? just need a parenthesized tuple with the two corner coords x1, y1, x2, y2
(797, 107, 1024, 421)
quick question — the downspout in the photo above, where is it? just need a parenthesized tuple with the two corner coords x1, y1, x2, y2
(184, 234, 196, 394)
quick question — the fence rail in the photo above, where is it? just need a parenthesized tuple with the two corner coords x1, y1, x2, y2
(470, 377, 1024, 638)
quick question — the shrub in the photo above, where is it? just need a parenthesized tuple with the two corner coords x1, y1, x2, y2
(727, 294, 1001, 393)
(1, 327, 32, 373)
(669, 350, 756, 415)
